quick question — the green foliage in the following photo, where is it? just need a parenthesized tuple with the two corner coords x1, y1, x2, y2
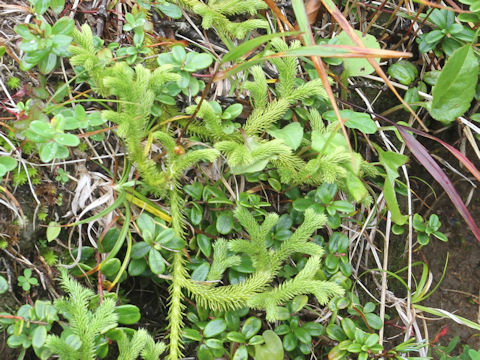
(388, 61, 419, 86)
(55, 168, 69, 184)
(28, 0, 65, 15)
(15, 16, 74, 73)
(189, 39, 358, 190)
(417, 10, 476, 56)
(428, 44, 479, 124)
(1, 300, 58, 359)
(327, 318, 383, 360)
(292, 183, 355, 229)
(46, 269, 165, 360)
(413, 213, 448, 246)
(375, 145, 409, 225)
(12, 165, 40, 186)
(0, 275, 8, 294)
(157, 45, 213, 97)
(118, 11, 150, 64)
(434, 336, 480, 360)
(17, 268, 39, 291)
(254, 330, 283, 360)
(23, 116, 80, 162)
(5, 2, 476, 360)
(181, 207, 344, 318)
(137, 0, 182, 18)
(7, 76, 21, 90)
(183, 307, 265, 359)
(2, 267, 165, 359)
(0, 155, 17, 179)
(458, 0, 480, 23)
(273, 296, 324, 357)
(175, 0, 269, 39)
(41, 248, 58, 265)
(335, 30, 380, 78)
(129, 213, 184, 276)
(69, 24, 219, 195)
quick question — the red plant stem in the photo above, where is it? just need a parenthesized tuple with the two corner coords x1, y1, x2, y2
(0, 314, 49, 325)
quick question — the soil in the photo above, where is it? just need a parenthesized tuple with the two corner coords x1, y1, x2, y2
(419, 184, 480, 351)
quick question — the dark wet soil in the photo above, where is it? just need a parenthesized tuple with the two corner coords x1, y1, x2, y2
(420, 188, 480, 351)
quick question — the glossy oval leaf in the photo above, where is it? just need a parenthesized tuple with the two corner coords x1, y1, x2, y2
(32, 325, 47, 348)
(46, 221, 61, 242)
(429, 45, 479, 124)
(254, 330, 283, 360)
(216, 212, 234, 235)
(204, 318, 227, 338)
(241, 317, 262, 339)
(115, 304, 141, 325)
(267, 122, 304, 150)
(148, 249, 166, 274)
(388, 61, 418, 85)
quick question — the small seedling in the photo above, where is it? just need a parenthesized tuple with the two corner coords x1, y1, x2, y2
(17, 269, 39, 291)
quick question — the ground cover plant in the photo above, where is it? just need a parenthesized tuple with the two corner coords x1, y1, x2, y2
(1, 0, 480, 359)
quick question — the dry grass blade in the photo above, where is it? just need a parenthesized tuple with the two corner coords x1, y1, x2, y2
(263, 0, 295, 31)
(414, 0, 470, 13)
(304, 0, 322, 25)
(290, 0, 354, 158)
(281, 44, 412, 58)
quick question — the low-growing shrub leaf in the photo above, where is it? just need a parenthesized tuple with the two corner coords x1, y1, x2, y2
(148, 249, 166, 274)
(267, 122, 304, 150)
(115, 304, 141, 324)
(429, 45, 479, 124)
(204, 319, 227, 338)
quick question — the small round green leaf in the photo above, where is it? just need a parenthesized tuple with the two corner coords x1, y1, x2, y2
(191, 262, 210, 281)
(388, 61, 418, 85)
(232, 345, 248, 360)
(197, 234, 212, 257)
(291, 295, 308, 313)
(0, 156, 17, 173)
(128, 258, 147, 276)
(101, 258, 121, 278)
(0, 276, 8, 294)
(32, 325, 47, 348)
(157, 3, 182, 19)
(205, 338, 223, 350)
(189, 53, 212, 71)
(326, 324, 347, 342)
(131, 241, 151, 259)
(39, 142, 59, 163)
(293, 198, 313, 212)
(283, 332, 298, 352)
(183, 328, 203, 341)
(204, 318, 227, 338)
(241, 317, 261, 339)
(46, 222, 61, 242)
(227, 331, 246, 343)
(365, 312, 383, 330)
(148, 249, 166, 274)
(172, 46, 186, 63)
(54, 133, 80, 147)
(52, 17, 74, 35)
(197, 344, 214, 360)
(216, 212, 233, 235)
(222, 104, 243, 120)
(115, 304, 141, 325)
